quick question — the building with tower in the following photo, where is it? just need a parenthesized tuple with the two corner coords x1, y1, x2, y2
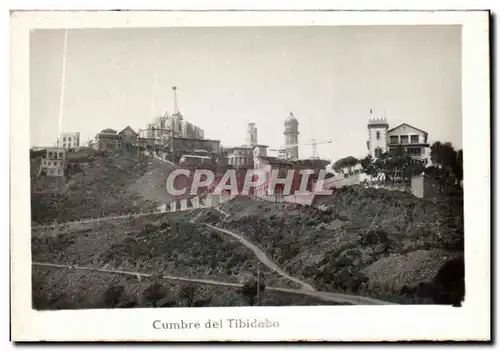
(367, 115, 390, 158)
(220, 123, 267, 169)
(366, 110, 430, 164)
(143, 86, 205, 142)
(284, 112, 299, 160)
(247, 123, 258, 146)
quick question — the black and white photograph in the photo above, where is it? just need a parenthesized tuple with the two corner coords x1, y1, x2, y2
(10, 9, 490, 342)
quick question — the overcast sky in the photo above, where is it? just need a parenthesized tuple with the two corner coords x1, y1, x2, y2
(30, 25, 462, 161)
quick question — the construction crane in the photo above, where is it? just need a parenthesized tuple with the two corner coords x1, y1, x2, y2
(269, 139, 332, 160)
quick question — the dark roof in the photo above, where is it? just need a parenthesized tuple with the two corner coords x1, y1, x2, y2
(387, 123, 428, 136)
(118, 126, 138, 135)
(258, 156, 292, 166)
(173, 137, 221, 143)
(100, 128, 117, 134)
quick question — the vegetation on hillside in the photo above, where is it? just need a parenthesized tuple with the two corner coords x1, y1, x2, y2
(217, 185, 463, 304)
(31, 153, 156, 224)
(32, 266, 335, 310)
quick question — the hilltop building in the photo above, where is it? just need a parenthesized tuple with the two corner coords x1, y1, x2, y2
(146, 112, 204, 141)
(284, 113, 299, 160)
(219, 123, 268, 169)
(93, 126, 138, 152)
(39, 147, 66, 177)
(247, 123, 258, 146)
(58, 132, 80, 149)
(366, 112, 430, 163)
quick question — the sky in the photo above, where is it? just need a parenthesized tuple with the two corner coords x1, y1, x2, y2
(30, 25, 462, 161)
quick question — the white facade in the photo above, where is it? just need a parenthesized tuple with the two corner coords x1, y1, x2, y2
(367, 119, 430, 163)
(367, 117, 389, 158)
(284, 112, 299, 160)
(224, 146, 254, 167)
(146, 112, 204, 141)
(247, 123, 258, 146)
(387, 123, 429, 162)
(59, 132, 80, 149)
(40, 147, 66, 177)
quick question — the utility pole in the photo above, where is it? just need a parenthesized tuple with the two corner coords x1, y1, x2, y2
(256, 261, 260, 306)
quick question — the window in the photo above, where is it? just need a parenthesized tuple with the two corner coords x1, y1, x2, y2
(48, 152, 53, 158)
(59, 152, 63, 158)
(375, 147, 383, 157)
(411, 135, 419, 144)
(63, 143, 66, 148)
(47, 161, 51, 166)
(389, 136, 399, 144)
(63, 137, 66, 141)
(408, 148, 422, 156)
(400, 135, 409, 144)
(376, 131, 381, 140)
(68, 143, 71, 148)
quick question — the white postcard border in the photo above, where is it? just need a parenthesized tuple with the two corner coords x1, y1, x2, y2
(10, 10, 490, 341)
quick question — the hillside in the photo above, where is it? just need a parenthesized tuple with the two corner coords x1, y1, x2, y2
(213, 186, 464, 303)
(32, 265, 339, 310)
(31, 209, 317, 309)
(31, 152, 159, 224)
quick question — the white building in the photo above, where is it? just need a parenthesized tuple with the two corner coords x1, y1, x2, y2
(39, 147, 66, 177)
(146, 112, 204, 141)
(367, 115, 430, 163)
(247, 123, 258, 146)
(59, 132, 80, 149)
(284, 113, 299, 160)
(386, 123, 430, 163)
(366, 117, 389, 158)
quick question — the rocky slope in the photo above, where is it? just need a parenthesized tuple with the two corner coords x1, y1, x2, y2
(213, 186, 464, 304)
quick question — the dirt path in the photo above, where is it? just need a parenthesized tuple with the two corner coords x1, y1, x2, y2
(32, 262, 392, 305)
(204, 223, 317, 292)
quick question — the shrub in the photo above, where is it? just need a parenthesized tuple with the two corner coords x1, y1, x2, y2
(103, 285, 125, 308)
(143, 282, 168, 307)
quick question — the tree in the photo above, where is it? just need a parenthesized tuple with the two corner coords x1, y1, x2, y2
(333, 156, 359, 174)
(179, 283, 198, 307)
(103, 285, 125, 308)
(143, 282, 168, 307)
(430, 142, 463, 185)
(359, 228, 391, 254)
(403, 162, 425, 182)
(239, 273, 266, 306)
(360, 155, 373, 169)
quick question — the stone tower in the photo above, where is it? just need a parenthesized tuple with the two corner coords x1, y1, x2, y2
(247, 123, 258, 146)
(367, 111, 389, 159)
(284, 112, 299, 160)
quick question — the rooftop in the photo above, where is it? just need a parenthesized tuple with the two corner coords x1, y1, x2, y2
(100, 128, 118, 134)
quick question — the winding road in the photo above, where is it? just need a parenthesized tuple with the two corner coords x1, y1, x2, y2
(204, 223, 316, 292)
(32, 262, 392, 305)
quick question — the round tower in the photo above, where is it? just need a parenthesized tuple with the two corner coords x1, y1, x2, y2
(247, 123, 258, 146)
(367, 113, 389, 158)
(284, 112, 299, 160)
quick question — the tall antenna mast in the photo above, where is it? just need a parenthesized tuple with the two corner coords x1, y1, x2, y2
(58, 29, 68, 145)
(172, 86, 178, 114)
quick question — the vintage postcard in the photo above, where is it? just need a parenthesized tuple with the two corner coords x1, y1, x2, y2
(10, 10, 490, 342)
